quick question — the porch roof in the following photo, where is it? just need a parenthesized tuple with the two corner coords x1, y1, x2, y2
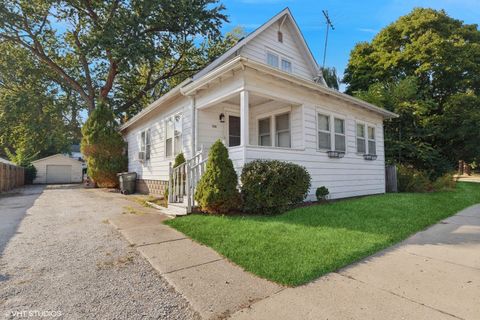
(181, 57, 399, 119)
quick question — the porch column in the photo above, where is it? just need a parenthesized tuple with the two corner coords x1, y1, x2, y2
(240, 90, 249, 146)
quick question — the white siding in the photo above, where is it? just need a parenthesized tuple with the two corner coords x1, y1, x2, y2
(32, 154, 83, 184)
(124, 96, 192, 181)
(241, 19, 315, 81)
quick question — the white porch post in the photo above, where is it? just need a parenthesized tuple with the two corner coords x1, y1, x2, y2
(240, 90, 249, 146)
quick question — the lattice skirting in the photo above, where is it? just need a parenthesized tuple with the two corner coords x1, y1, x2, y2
(136, 179, 168, 196)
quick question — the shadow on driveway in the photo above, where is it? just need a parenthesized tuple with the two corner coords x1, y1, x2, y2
(0, 185, 45, 257)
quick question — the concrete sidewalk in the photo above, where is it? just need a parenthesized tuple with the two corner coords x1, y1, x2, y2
(230, 204, 480, 320)
(109, 213, 282, 320)
(110, 204, 480, 320)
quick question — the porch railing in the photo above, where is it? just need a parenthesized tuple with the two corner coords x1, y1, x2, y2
(168, 148, 208, 213)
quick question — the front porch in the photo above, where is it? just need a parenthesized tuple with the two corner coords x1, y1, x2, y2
(195, 89, 304, 173)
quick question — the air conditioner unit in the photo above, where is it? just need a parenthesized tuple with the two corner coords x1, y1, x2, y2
(138, 151, 146, 162)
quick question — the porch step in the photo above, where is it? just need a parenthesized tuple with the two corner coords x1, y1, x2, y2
(163, 201, 189, 216)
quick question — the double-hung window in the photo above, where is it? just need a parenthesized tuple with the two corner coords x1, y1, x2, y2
(368, 126, 376, 155)
(334, 118, 346, 152)
(257, 112, 290, 148)
(258, 117, 271, 146)
(317, 114, 345, 152)
(140, 129, 151, 161)
(317, 114, 331, 150)
(267, 52, 279, 68)
(165, 114, 182, 158)
(356, 123, 366, 154)
(281, 59, 292, 73)
(275, 113, 291, 148)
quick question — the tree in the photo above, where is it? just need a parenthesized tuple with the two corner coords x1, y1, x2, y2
(0, 0, 229, 116)
(322, 67, 340, 90)
(344, 8, 480, 99)
(345, 8, 480, 175)
(0, 43, 75, 163)
(81, 103, 127, 188)
(195, 140, 240, 213)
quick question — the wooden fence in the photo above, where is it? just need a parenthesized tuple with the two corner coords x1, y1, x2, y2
(0, 162, 25, 193)
(385, 165, 398, 193)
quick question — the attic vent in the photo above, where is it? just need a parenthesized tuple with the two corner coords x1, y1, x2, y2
(277, 31, 283, 43)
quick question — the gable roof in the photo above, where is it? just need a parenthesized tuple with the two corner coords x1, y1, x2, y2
(31, 153, 83, 165)
(193, 8, 323, 82)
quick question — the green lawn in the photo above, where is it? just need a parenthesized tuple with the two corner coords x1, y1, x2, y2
(165, 182, 480, 286)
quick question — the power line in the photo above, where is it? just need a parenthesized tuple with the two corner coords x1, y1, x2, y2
(322, 10, 334, 69)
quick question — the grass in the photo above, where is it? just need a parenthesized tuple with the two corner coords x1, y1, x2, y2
(165, 182, 480, 286)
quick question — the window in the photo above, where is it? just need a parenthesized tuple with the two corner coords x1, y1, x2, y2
(281, 59, 292, 73)
(334, 118, 346, 152)
(258, 117, 271, 146)
(317, 114, 331, 150)
(140, 129, 151, 161)
(368, 126, 376, 155)
(165, 114, 182, 158)
(267, 52, 279, 68)
(228, 115, 241, 147)
(275, 113, 291, 148)
(356, 123, 366, 154)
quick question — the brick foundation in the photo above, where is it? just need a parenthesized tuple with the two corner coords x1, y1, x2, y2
(136, 179, 168, 196)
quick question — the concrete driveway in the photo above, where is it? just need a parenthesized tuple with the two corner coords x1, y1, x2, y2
(0, 185, 198, 320)
(230, 204, 480, 319)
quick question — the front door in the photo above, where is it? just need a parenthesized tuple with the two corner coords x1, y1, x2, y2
(228, 115, 241, 147)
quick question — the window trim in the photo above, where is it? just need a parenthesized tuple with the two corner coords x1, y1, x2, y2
(317, 113, 331, 151)
(367, 125, 376, 155)
(139, 128, 151, 163)
(274, 112, 291, 148)
(333, 117, 346, 152)
(265, 49, 293, 74)
(255, 107, 292, 149)
(356, 121, 378, 156)
(257, 116, 272, 147)
(266, 51, 279, 68)
(165, 113, 183, 159)
(316, 109, 347, 154)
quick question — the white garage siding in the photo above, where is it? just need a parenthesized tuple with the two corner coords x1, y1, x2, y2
(32, 154, 83, 184)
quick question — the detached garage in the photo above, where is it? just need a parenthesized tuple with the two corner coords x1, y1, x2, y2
(32, 154, 84, 184)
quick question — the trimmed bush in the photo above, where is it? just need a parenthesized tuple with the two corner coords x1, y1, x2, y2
(240, 160, 311, 214)
(316, 186, 329, 202)
(194, 140, 240, 213)
(81, 103, 127, 188)
(173, 153, 186, 168)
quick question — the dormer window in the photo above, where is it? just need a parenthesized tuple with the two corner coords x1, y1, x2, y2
(267, 52, 279, 68)
(277, 31, 283, 43)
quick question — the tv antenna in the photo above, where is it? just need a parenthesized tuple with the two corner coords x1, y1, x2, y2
(322, 10, 334, 69)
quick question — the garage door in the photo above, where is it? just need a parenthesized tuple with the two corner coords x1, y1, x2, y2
(46, 165, 72, 184)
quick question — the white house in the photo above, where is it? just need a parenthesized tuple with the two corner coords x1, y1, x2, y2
(120, 8, 397, 214)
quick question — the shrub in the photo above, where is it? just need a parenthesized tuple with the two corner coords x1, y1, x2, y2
(432, 173, 456, 191)
(316, 186, 329, 202)
(194, 140, 240, 213)
(24, 164, 37, 184)
(240, 160, 311, 214)
(173, 153, 186, 168)
(397, 165, 432, 192)
(81, 103, 127, 188)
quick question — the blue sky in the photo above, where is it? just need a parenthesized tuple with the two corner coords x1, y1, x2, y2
(220, 0, 479, 89)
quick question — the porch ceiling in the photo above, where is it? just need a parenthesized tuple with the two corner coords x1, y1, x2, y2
(223, 94, 272, 107)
